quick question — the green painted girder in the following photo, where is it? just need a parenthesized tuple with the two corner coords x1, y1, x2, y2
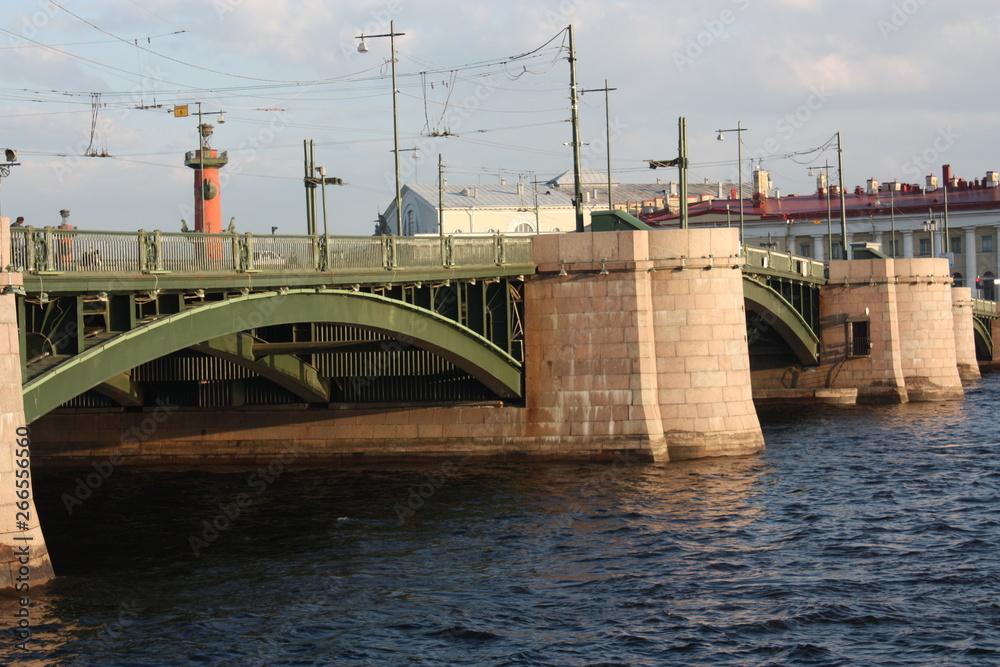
(973, 316, 993, 360)
(191, 332, 330, 403)
(21, 289, 523, 423)
(19, 264, 537, 297)
(94, 372, 144, 406)
(742, 275, 820, 365)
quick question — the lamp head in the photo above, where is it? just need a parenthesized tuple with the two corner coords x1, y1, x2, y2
(357, 38, 369, 53)
(716, 131, 725, 141)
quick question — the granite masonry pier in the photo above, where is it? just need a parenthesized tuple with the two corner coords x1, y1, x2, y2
(0, 220, 54, 591)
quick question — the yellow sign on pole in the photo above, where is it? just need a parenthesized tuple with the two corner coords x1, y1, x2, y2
(174, 105, 189, 118)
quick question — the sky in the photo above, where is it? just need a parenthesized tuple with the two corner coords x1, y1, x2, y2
(1, 0, 998, 237)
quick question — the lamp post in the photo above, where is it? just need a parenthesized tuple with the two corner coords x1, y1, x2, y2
(716, 121, 747, 243)
(808, 161, 834, 260)
(316, 166, 329, 240)
(357, 22, 406, 236)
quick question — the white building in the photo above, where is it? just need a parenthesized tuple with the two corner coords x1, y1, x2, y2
(381, 168, 749, 235)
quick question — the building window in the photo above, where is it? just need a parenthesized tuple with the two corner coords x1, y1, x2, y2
(403, 209, 417, 236)
(847, 318, 871, 357)
(918, 238, 931, 256)
(513, 222, 534, 233)
(886, 239, 899, 257)
(953, 273, 964, 287)
(950, 236, 962, 254)
(983, 235, 994, 253)
(983, 272, 996, 300)
(831, 242, 842, 259)
(799, 243, 811, 257)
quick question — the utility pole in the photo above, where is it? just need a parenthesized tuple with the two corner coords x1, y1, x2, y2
(581, 80, 617, 210)
(679, 117, 688, 229)
(438, 153, 444, 238)
(645, 117, 688, 227)
(567, 24, 585, 232)
(837, 131, 848, 259)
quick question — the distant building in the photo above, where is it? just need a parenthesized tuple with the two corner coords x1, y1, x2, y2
(642, 165, 1000, 298)
(382, 168, 750, 235)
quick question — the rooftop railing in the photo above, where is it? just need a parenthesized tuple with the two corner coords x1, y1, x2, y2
(8, 228, 534, 276)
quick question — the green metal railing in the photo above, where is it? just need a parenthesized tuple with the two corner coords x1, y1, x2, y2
(9, 228, 533, 275)
(742, 246, 827, 282)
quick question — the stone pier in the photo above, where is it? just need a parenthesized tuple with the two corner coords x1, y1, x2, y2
(817, 257, 963, 403)
(0, 219, 54, 590)
(528, 228, 764, 461)
(952, 286, 981, 382)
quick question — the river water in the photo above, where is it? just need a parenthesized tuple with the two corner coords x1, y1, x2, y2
(5, 374, 1000, 665)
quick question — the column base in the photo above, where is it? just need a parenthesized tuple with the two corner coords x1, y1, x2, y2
(665, 429, 765, 461)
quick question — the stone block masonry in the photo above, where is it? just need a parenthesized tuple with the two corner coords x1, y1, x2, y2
(0, 218, 55, 593)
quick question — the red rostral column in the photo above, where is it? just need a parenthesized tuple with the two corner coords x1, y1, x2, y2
(184, 122, 228, 234)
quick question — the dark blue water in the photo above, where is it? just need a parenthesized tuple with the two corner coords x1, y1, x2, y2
(5, 375, 1000, 665)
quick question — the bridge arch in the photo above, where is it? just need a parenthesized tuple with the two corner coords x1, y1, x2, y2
(22, 289, 523, 423)
(973, 316, 993, 361)
(742, 276, 820, 366)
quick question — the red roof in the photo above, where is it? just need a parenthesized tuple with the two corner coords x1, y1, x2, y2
(640, 183, 1000, 225)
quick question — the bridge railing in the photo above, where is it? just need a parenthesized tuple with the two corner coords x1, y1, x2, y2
(972, 298, 999, 318)
(9, 228, 534, 275)
(742, 246, 826, 280)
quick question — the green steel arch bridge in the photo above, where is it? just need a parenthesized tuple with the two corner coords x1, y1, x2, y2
(8, 227, 997, 423)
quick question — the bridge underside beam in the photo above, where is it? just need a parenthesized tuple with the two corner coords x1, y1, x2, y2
(191, 332, 330, 404)
(93, 372, 144, 406)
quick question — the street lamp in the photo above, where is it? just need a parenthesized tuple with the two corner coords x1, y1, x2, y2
(0, 149, 19, 217)
(716, 122, 747, 243)
(357, 22, 406, 236)
(808, 162, 834, 260)
(924, 213, 939, 259)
